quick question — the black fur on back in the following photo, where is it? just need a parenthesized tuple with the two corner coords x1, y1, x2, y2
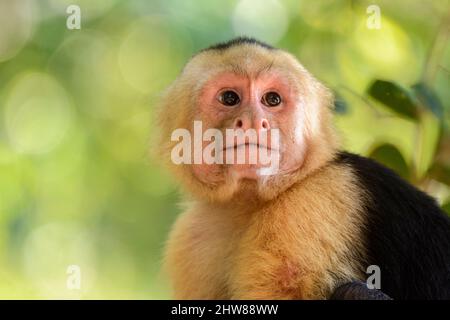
(335, 151, 450, 299)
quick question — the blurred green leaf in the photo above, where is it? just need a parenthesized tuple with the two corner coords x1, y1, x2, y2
(429, 162, 450, 186)
(411, 83, 444, 119)
(368, 80, 419, 120)
(415, 111, 441, 179)
(333, 92, 348, 114)
(442, 202, 450, 216)
(369, 143, 410, 180)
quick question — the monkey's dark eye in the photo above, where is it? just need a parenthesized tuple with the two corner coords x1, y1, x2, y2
(219, 90, 240, 107)
(262, 92, 281, 107)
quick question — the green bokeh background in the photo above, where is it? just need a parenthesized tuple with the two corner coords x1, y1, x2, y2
(0, 0, 449, 299)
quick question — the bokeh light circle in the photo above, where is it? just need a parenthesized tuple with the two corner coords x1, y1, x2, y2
(48, 0, 118, 21)
(22, 222, 96, 298)
(118, 16, 184, 94)
(4, 72, 73, 155)
(0, 0, 34, 62)
(232, 0, 289, 44)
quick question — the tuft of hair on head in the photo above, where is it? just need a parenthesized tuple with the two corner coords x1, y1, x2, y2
(201, 36, 275, 53)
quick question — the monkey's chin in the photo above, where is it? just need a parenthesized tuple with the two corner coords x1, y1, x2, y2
(229, 164, 265, 180)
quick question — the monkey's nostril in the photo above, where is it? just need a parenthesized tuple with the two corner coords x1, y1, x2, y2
(261, 119, 270, 130)
(236, 119, 243, 128)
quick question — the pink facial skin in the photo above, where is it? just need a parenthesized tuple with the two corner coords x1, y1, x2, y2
(191, 71, 307, 184)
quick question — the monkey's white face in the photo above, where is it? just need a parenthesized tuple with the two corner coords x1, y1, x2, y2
(159, 44, 334, 201)
(191, 70, 307, 185)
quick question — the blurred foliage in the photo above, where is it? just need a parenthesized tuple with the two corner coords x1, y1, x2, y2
(0, 0, 449, 298)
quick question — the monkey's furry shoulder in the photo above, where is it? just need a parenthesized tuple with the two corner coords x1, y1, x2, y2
(159, 37, 450, 300)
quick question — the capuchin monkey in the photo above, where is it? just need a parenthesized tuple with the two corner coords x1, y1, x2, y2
(157, 37, 450, 300)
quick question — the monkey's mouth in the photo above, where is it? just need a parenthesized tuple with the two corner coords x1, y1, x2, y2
(223, 142, 278, 152)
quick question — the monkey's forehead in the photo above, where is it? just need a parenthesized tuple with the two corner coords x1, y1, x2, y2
(183, 44, 305, 81)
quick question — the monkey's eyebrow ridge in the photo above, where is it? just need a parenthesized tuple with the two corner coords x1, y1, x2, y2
(228, 60, 276, 79)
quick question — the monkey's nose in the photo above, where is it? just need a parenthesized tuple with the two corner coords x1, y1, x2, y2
(234, 119, 244, 129)
(233, 117, 270, 131)
(260, 119, 270, 130)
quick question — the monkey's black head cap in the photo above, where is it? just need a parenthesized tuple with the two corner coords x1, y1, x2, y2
(202, 37, 275, 52)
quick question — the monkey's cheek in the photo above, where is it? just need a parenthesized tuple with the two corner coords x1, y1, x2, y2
(279, 150, 306, 174)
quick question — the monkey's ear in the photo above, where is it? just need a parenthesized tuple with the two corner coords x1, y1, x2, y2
(329, 281, 392, 300)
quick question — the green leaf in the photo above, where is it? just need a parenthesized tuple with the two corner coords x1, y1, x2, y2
(415, 111, 441, 179)
(368, 80, 419, 120)
(442, 202, 450, 217)
(411, 83, 444, 119)
(429, 163, 450, 186)
(369, 143, 410, 180)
